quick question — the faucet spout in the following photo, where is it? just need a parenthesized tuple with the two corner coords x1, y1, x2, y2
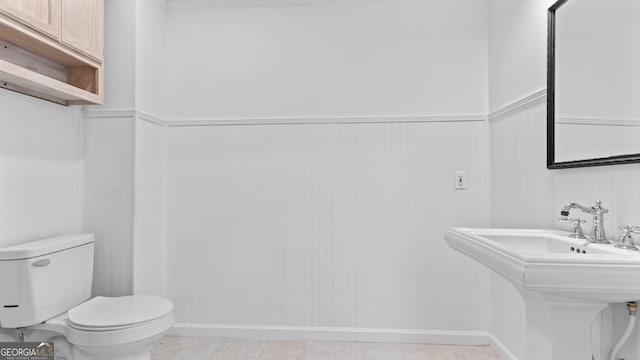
(561, 203, 594, 217)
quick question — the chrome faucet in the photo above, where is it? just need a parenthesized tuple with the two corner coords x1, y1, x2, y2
(560, 201, 610, 244)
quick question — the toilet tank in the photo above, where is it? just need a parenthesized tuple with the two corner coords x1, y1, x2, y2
(0, 234, 94, 328)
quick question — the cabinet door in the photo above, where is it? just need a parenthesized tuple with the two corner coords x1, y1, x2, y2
(0, 0, 60, 39)
(61, 0, 102, 61)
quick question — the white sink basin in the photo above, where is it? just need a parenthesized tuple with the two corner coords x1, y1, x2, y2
(446, 227, 640, 303)
(445, 227, 640, 360)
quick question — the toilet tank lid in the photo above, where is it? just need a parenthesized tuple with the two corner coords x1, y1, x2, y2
(0, 234, 94, 260)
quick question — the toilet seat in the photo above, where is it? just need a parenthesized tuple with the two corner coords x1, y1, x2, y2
(68, 295, 173, 331)
(65, 310, 174, 347)
(33, 295, 174, 348)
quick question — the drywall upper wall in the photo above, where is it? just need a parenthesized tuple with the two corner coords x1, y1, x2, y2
(102, 0, 136, 110)
(102, 0, 166, 116)
(488, 0, 554, 112)
(136, 0, 166, 118)
(164, 0, 488, 120)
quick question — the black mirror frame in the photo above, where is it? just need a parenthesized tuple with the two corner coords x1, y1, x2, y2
(547, 0, 640, 169)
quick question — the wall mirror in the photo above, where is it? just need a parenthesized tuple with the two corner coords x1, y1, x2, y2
(547, 0, 640, 169)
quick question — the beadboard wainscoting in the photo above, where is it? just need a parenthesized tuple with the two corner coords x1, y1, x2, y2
(165, 118, 492, 343)
(83, 110, 168, 298)
(83, 113, 136, 296)
(489, 91, 552, 230)
(0, 89, 83, 247)
(133, 116, 168, 297)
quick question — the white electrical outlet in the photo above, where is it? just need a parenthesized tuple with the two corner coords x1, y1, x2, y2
(455, 171, 467, 190)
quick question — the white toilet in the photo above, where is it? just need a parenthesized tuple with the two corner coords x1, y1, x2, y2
(0, 233, 174, 360)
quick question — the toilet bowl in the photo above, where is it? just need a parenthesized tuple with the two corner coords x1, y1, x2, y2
(0, 234, 174, 360)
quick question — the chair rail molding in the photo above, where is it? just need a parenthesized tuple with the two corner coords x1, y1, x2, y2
(488, 89, 547, 121)
(165, 114, 487, 127)
(83, 109, 166, 126)
(166, 0, 413, 10)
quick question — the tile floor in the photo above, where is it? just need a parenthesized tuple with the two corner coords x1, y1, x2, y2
(150, 337, 501, 360)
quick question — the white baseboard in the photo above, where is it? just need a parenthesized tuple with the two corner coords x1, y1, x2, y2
(169, 323, 491, 346)
(169, 324, 519, 359)
(489, 334, 519, 360)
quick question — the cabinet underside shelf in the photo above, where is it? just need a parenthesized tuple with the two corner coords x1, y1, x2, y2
(0, 58, 100, 105)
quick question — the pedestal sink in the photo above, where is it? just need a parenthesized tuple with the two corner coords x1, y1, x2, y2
(445, 228, 640, 360)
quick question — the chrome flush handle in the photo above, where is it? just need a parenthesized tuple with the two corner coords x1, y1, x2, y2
(32, 259, 51, 267)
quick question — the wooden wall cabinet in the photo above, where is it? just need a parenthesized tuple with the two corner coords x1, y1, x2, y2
(0, 0, 60, 40)
(61, 0, 102, 61)
(0, 0, 103, 105)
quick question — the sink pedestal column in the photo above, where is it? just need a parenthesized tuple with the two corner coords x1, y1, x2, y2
(519, 290, 608, 360)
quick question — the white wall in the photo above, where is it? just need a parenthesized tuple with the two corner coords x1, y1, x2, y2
(490, 96, 553, 230)
(83, 115, 135, 296)
(489, 0, 640, 358)
(0, 89, 82, 246)
(83, 113, 167, 298)
(84, 0, 168, 297)
(163, 0, 492, 338)
(165, 0, 488, 120)
(135, 0, 166, 118)
(132, 0, 168, 297)
(133, 117, 167, 296)
(83, 0, 138, 297)
(102, 0, 166, 114)
(488, 0, 553, 112)
(102, 0, 136, 110)
(167, 121, 491, 333)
